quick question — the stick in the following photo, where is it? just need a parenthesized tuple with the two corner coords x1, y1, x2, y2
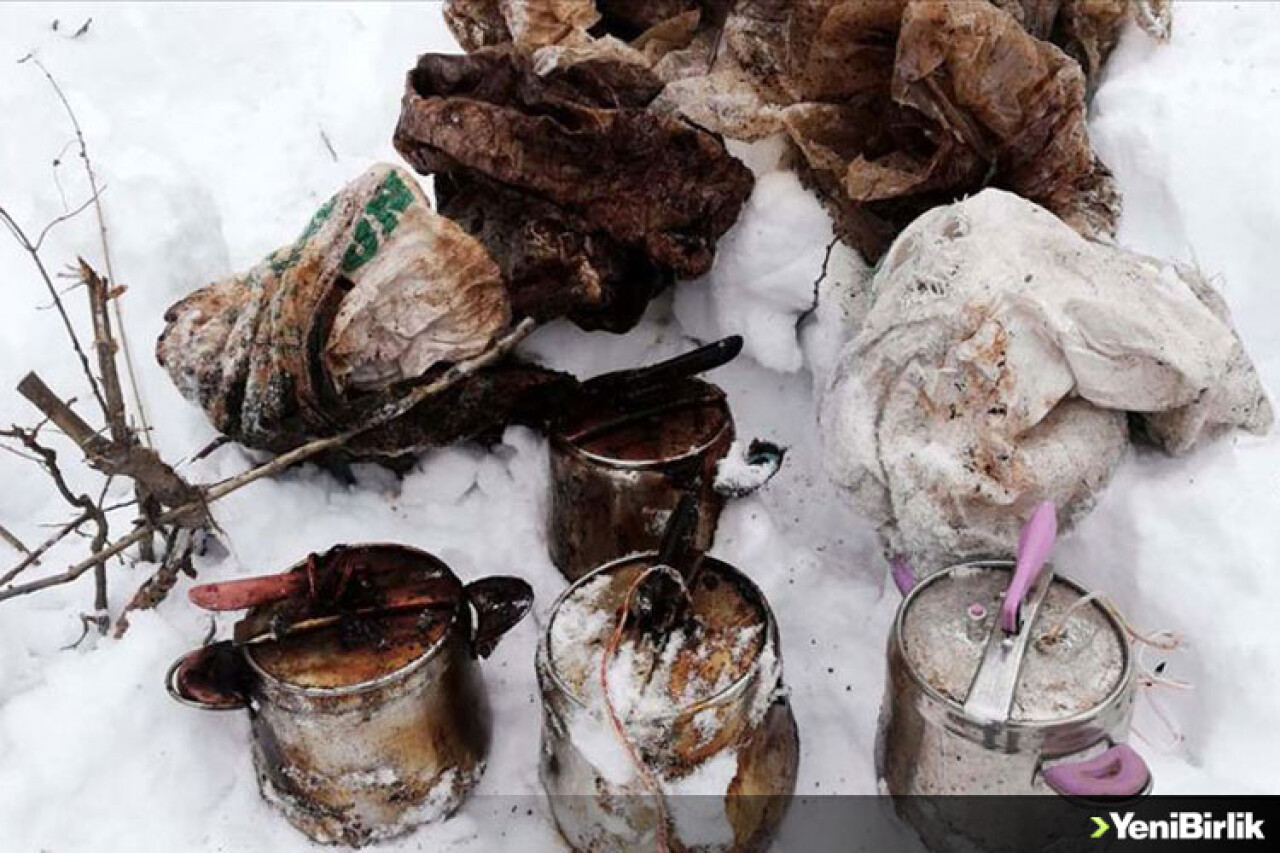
(24, 55, 153, 451)
(0, 205, 107, 416)
(0, 524, 32, 559)
(17, 372, 207, 522)
(80, 259, 159, 561)
(0, 319, 537, 605)
(0, 513, 89, 587)
(113, 527, 194, 638)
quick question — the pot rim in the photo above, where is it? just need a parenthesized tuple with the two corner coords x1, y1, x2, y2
(243, 542, 467, 699)
(539, 551, 776, 721)
(891, 559, 1134, 733)
(549, 379, 733, 472)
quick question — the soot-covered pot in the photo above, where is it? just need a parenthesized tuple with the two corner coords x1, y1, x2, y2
(166, 544, 532, 846)
(537, 551, 799, 852)
(548, 377, 735, 583)
(877, 507, 1152, 852)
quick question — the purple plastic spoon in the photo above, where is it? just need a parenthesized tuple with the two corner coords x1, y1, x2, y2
(1000, 501, 1058, 634)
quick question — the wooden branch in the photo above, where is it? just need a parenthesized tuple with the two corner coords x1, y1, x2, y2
(0, 426, 110, 616)
(24, 55, 153, 450)
(16, 372, 208, 525)
(0, 318, 538, 606)
(113, 527, 194, 638)
(0, 512, 89, 587)
(79, 259, 158, 561)
(0, 523, 32, 559)
(0, 204, 108, 417)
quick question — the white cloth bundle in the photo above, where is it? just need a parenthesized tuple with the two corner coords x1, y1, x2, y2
(819, 189, 1272, 569)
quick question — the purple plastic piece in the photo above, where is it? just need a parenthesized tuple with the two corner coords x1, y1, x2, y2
(1000, 501, 1058, 634)
(891, 555, 915, 596)
(1044, 744, 1152, 800)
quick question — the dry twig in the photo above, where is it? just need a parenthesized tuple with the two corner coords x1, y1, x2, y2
(0, 319, 537, 607)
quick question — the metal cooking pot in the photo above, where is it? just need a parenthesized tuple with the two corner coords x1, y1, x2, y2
(166, 544, 532, 846)
(877, 554, 1152, 852)
(548, 377, 782, 583)
(537, 552, 799, 852)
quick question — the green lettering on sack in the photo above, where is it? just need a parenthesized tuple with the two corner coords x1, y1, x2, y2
(341, 171, 415, 273)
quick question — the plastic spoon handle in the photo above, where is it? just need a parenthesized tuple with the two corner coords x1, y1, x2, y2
(1000, 501, 1057, 634)
(189, 571, 307, 611)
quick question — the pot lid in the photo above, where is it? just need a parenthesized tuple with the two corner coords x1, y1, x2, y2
(238, 545, 463, 689)
(555, 377, 731, 464)
(900, 562, 1128, 724)
(546, 555, 767, 715)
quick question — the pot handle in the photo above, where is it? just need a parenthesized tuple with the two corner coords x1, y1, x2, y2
(713, 439, 786, 499)
(1044, 744, 1152, 801)
(165, 641, 252, 711)
(465, 576, 534, 659)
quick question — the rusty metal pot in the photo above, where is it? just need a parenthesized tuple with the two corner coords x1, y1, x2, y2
(877, 555, 1152, 852)
(166, 544, 531, 846)
(537, 552, 799, 852)
(548, 377, 735, 582)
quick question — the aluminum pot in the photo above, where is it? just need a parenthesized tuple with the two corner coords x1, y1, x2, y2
(548, 378, 734, 583)
(166, 544, 532, 846)
(537, 552, 799, 852)
(876, 558, 1152, 852)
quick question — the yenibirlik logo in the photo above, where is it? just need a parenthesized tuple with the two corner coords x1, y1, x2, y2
(1091, 812, 1265, 841)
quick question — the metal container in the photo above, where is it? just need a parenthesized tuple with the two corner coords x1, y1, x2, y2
(877, 559, 1152, 852)
(537, 552, 799, 852)
(548, 378, 734, 582)
(167, 544, 531, 846)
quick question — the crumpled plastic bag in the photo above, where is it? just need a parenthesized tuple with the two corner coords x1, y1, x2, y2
(157, 164, 566, 459)
(649, 0, 1172, 260)
(393, 46, 753, 332)
(819, 190, 1272, 570)
(780, 0, 1118, 260)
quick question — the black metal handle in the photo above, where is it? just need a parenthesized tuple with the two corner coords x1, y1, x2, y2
(581, 336, 743, 399)
(465, 576, 534, 659)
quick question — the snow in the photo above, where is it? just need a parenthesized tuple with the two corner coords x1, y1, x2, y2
(0, 3, 1278, 852)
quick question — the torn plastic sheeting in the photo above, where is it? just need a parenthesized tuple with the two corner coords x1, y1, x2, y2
(784, 0, 1118, 261)
(393, 46, 753, 333)
(819, 190, 1272, 570)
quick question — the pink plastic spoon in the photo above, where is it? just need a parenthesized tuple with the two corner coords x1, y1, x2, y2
(1000, 501, 1057, 634)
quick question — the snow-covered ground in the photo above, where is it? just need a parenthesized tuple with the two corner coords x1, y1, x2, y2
(0, 3, 1277, 851)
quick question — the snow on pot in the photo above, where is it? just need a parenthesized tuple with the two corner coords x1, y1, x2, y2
(166, 544, 532, 846)
(536, 525, 798, 852)
(877, 505, 1152, 852)
(547, 338, 783, 582)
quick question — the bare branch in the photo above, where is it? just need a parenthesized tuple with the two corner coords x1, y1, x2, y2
(16, 372, 208, 524)
(25, 55, 153, 450)
(0, 523, 32, 558)
(79, 259, 159, 561)
(113, 527, 195, 638)
(0, 512, 90, 587)
(0, 318, 537, 605)
(32, 188, 103, 251)
(0, 204, 108, 416)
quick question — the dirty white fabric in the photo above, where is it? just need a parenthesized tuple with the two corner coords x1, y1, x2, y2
(819, 189, 1272, 570)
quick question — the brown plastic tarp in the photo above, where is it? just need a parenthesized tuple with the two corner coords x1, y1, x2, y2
(393, 46, 753, 332)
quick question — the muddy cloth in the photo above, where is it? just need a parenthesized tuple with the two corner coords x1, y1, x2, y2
(819, 190, 1272, 570)
(651, 0, 1171, 260)
(157, 164, 568, 459)
(393, 47, 753, 332)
